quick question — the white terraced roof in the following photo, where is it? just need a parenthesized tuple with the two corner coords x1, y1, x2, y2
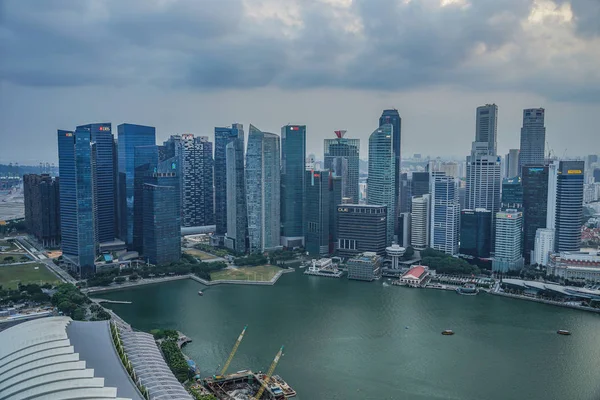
(0, 316, 132, 400)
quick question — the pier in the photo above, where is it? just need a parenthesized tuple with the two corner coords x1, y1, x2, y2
(90, 298, 132, 304)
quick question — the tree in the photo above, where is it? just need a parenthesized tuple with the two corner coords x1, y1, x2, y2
(114, 276, 126, 284)
(72, 307, 86, 321)
(403, 246, 414, 260)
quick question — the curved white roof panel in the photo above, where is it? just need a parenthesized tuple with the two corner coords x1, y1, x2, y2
(0, 316, 143, 400)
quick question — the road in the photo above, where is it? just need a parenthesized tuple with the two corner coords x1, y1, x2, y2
(10, 235, 77, 284)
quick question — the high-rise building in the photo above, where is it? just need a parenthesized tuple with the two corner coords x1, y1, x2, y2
(411, 195, 430, 250)
(400, 173, 411, 213)
(367, 124, 396, 245)
(214, 124, 243, 235)
(501, 177, 523, 209)
(397, 212, 411, 248)
(505, 149, 520, 178)
(430, 174, 460, 255)
(117, 123, 156, 245)
(305, 169, 331, 257)
(594, 168, 600, 183)
(459, 209, 492, 258)
(76, 123, 116, 244)
(411, 172, 430, 198)
(532, 228, 555, 266)
(324, 131, 360, 204)
(466, 153, 501, 212)
(23, 174, 60, 247)
(142, 167, 181, 265)
(378, 109, 402, 215)
(57, 129, 96, 276)
(246, 126, 281, 252)
(522, 165, 550, 263)
(180, 134, 214, 227)
(475, 104, 498, 155)
(555, 161, 584, 252)
(281, 125, 306, 248)
(337, 204, 387, 258)
(132, 145, 159, 253)
(518, 108, 546, 173)
(493, 209, 524, 272)
(328, 174, 343, 254)
(225, 130, 248, 253)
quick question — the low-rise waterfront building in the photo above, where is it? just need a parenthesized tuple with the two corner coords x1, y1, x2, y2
(546, 251, 600, 283)
(398, 265, 430, 286)
(304, 258, 343, 278)
(347, 252, 382, 281)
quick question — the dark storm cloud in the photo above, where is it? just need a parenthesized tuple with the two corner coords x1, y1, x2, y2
(0, 0, 598, 102)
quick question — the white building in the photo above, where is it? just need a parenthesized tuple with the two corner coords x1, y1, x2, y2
(546, 251, 600, 283)
(532, 228, 555, 266)
(411, 194, 430, 250)
(398, 265, 430, 287)
(430, 173, 460, 255)
(386, 244, 406, 270)
(493, 209, 524, 272)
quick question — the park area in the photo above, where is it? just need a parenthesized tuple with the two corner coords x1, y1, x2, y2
(210, 265, 281, 282)
(183, 248, 217, 260)
(0, 263, 61, 290)
(0, 240, 18, 251)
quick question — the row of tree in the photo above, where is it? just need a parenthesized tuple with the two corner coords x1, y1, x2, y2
(160, 339, 190, 383)
(0, 282, 51, 305)
(420, 248, 480, 276)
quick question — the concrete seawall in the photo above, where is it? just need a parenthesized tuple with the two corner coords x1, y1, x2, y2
(490, 291, 600, 314)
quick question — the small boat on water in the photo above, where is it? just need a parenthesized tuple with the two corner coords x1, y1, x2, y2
(557, 330, 571, 336)
(441, 329, 454, 336)
(198, 290, 203, 296)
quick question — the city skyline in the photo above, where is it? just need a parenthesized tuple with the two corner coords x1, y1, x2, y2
(1, 1, 599, 164)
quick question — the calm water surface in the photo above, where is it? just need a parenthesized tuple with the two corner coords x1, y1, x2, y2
(104, 271, 600, 400)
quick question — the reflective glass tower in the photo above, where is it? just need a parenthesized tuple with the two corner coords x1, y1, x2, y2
(281, 124, 306, 248)
(555, 161, 584, 252)
(324, 131, 360, 203)
(522, 166, 549, 263)
(225, 128, 248, 253)
(246, 126, 281, 252)
(378, 110, 401, 209)
(215, 124, 243, 235)
(367, 124, 395, 245)
(430, 173, 460, 255)
(117, 123, 156, 245)
(180, 134, 214, 227)
(518, 108, 546, 174)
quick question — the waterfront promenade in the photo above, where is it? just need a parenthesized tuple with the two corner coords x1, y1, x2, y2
(489, 290, 600, 314)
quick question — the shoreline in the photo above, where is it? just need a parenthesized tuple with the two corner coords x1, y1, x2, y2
(489, 290, 600, 314)
(83, 267, 295, 294)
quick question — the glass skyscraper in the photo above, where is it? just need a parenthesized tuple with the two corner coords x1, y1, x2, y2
(459, 209, 492, 258)
(501, 177, 523, 209)
(367, 124, 395, 245)
(475, 104, 498, 156)
(379, 110, 401, 221)
(522, 165, 549, 263)
(281, 124, 306, 248)
(225, 128, 248, 253)
(117, 123, 156, 245)
(324, 131, 360, 203)
(132, 145, 159, 253)
(180, 134, 214, 227)
(305, 169, 331, 257)
(493, 209, 524, 272)
(430, 173, 460, 255)
(57, 129, 96, 276)
(246, 126, 281, 252)
(555, 161, 584, 252)
(214, 124, 243, 235)
(518, 108, 546, 174)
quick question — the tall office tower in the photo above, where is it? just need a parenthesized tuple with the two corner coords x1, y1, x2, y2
(521, 165, 549, 263)
(493, 209, 524, 272)
(225, 131, 248, 253)
(57, 129, 96, 276)
(555, 161, 584, 252)
(411, 194, 430, 250)
(533, 228, 555, 266)
(76, 123, 116, 244)
(397, 212, 411, 248)
(132, 145, 159, 253)
(438, 162, 459, 178)
(459, 209, 492, 258)
(305, 169, 330, 257)
(400, 173, 411, 213)
(117, 123, 156, 245)
(518, 108, 546, 173)
(501, 177, 523, 209)
(337, 204, 387, 258)
(328, 173, 343, 254)
(281, 125, 306, 248)
(246, 126, 281, 252)
(466, 143, 502, 215)
(142, 166, 181, 265)
(411, 172, 430, 197)
(214, 124, 243, 235)
(505, 149, 520, 178)
(180, 134, 214, 227)
(112, 138, 119, 239)
(430, 174, 460, 255)
(367, 124, 396, 245)
(324, 130, 360, 203)
(594, 168, 600, 183)
(23, 174, 60, 247)
(378, 109, 402, 215)
(475, 104, 498, 155)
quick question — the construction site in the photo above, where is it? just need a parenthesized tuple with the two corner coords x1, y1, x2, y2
(202, 326, 297, 400)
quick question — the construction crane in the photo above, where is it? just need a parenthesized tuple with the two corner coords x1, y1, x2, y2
(215, 325, 247, 379)
(254, 345, 284, 400)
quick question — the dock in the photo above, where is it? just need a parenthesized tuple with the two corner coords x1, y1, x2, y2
(90, 298, 133, 304)
(204, 370, 296, 399)
(304, 269, 343, 278)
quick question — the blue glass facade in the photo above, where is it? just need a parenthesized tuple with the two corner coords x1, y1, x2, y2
(58, 129, 96, 275)
(117, 123, 156, 245)
(281, 125, 306, 247)
(379, 110, 401, 218)
(132, 145, 159, 253)
(76, 123, 115, 244)
(214, 125, 242, 235)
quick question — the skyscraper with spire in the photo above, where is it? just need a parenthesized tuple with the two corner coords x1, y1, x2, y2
(324, 130, 360, 203)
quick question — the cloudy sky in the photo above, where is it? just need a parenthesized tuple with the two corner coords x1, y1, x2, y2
(1, 0, 599, 165)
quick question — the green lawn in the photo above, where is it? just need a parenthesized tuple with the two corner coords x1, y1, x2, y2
(0, 240, 18, 251)
(210, 265, 281, 282)
(0, 263, 61, 290)
(183, 248, 215, 260)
